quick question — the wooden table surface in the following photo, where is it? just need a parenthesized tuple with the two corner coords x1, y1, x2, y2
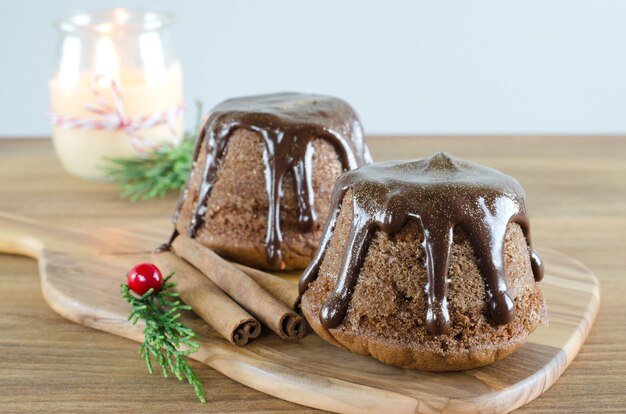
(0, 137, 624, 413)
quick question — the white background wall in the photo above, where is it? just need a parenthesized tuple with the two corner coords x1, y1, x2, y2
(2, 0, 626, 136)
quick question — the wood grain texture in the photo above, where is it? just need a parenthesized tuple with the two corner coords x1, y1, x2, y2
(0, 136, 624, 413)
(0, 211, 600, 413)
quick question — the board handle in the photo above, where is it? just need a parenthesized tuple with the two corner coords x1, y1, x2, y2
(0, 211, 88, 258)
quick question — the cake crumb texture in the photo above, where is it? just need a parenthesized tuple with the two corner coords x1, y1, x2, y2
(301, 191, 546, 371)
(176, 129, 343, 270)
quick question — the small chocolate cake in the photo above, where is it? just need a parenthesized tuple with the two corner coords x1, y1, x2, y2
(172, 93, 372, 270)
(299, 152, 546, 371)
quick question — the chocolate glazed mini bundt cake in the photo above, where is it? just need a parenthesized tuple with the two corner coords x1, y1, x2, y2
(299, 152, 546, 371)
(172, 93, 372, 270)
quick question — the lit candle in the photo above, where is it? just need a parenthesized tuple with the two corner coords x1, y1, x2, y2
(49, 9, 184, 180)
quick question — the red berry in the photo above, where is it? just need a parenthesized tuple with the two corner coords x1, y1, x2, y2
(127, 263, 163, 295)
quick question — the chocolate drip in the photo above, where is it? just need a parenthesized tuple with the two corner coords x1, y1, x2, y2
(172, 93, 371, 268)
(155, 229, 178, 253)
(300, 152, 544, 335)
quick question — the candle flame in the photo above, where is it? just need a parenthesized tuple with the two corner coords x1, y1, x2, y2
(112, 8, 131, 24)
(97, 23, 113, 34)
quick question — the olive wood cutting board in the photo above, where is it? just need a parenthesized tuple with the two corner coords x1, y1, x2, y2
(0, 211, 600, 414)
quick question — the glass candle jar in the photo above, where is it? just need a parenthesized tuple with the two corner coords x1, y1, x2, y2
(49, 9, 184, 180)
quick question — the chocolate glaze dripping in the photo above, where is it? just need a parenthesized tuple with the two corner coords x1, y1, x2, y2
(154, 229, 179, 253)
(171, 93, 372, 268)
(300, 152, 544, 335)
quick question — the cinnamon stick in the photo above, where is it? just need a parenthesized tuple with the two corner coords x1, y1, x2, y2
(171, 235, 306, 341)
(152, 250, 261, 346)
(232, 262, 300, 310)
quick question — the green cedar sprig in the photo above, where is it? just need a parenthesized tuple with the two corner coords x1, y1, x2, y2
(103, 137, 195, 201)
(102, 101, 203, 202)
(120, 272, 206, 403)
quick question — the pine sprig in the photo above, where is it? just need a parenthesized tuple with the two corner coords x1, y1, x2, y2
(121, 272, 206, 403)
(104, 137, 195, 201)
(102, 102, 203, 202)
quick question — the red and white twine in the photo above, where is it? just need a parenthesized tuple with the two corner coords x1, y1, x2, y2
(49, 74, 184, 157)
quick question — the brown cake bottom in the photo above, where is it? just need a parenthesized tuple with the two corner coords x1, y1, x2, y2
(301, 192, 546, 371)
(175, 129, 343, 270)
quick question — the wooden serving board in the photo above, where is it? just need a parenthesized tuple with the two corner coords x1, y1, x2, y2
(0, 211, 600, 414)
